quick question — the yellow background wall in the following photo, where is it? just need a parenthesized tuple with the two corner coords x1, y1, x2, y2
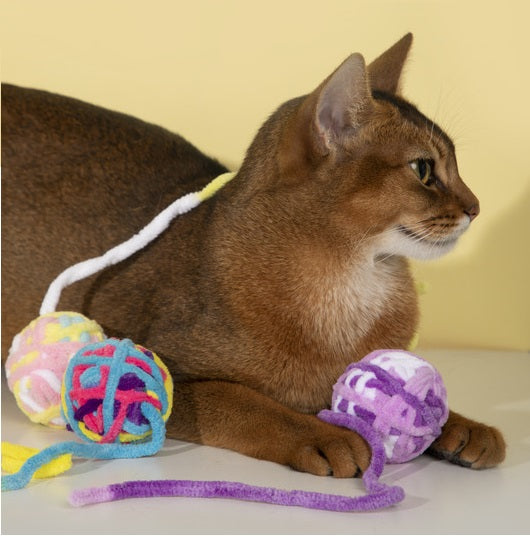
(2, 0, 528, 351)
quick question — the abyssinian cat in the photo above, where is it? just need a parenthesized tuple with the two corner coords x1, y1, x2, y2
(1, 34, 505, 477)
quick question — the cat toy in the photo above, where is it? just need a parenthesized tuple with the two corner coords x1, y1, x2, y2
(3, 172, 235, 490)
(2, 171, 448, 512)
(4, 171, 235, 430)
(69, 349, 448, 511)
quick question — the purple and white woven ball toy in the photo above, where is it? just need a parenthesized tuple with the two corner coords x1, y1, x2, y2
(320, 349, 449, 464)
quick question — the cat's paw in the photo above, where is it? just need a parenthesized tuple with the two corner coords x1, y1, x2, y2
(287, 420, 371, 478)
(427, 411, 506, 469)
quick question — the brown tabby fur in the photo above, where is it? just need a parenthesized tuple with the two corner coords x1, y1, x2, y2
(1, 34, 505, 476)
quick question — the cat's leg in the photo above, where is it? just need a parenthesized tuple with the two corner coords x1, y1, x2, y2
(167, 380, 370, 478)
(427, 410, 506, 469)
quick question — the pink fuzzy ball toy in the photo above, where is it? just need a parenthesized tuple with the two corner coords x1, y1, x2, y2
(5, 312, 105, 428)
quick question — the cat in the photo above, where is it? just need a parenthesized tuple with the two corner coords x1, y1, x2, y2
(1, 33, 505, 477)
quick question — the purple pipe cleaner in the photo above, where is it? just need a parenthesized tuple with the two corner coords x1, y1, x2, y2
(70, 411, 404, 511)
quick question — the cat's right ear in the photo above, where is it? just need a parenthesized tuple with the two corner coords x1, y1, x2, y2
(312, 53, 373, 155)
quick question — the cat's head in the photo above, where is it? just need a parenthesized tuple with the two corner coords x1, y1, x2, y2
(242, 33, 479, 262)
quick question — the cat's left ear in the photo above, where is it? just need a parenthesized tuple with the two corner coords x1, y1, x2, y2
(368, 33, 413, 94)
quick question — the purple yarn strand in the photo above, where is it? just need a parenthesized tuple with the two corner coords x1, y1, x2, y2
(317, 410, 386, 477)
(70, 478, 404, 512)
(70, 410, 404, 512)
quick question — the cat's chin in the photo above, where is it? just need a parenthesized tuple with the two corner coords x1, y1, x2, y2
(376, 227, 460, 261)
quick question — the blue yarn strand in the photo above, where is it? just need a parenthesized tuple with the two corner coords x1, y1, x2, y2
(1, 405, 166, 491)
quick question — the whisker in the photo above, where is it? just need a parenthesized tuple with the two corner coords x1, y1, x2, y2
(429, 120, 435, 144)
(399, 223, 437, 240)
(374, 252, 394, 264)
(351, 224, 378, 256)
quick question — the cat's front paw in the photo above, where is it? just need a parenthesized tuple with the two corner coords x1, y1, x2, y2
(427, 410, 506, 469)
(287, 419, 371, 478)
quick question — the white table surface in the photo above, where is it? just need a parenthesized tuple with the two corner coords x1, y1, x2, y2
(2, 349, 529, 534)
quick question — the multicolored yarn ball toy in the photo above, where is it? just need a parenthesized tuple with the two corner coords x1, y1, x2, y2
(2, 172, 449, 512)
(5, 312, 106, 428)
(2, 337, 173, 492)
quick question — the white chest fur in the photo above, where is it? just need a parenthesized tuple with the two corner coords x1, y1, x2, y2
(299, 253, 401, 355)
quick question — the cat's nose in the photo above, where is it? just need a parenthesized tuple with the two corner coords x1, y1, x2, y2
(464, 203, 480, 222)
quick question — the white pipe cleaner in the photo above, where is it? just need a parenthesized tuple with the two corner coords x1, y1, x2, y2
(40, 171, 236, 314)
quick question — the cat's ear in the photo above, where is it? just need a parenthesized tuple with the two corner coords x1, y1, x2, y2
(368, 33, 413, 94)
(313, 53, 373, 154)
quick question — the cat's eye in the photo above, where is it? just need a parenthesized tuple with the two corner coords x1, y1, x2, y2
(409, 158, 434, 186)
